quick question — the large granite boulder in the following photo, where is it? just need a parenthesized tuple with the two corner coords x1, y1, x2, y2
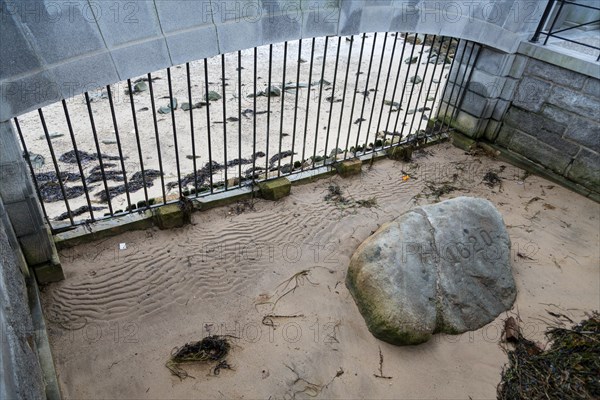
(346, 197, 516, 345)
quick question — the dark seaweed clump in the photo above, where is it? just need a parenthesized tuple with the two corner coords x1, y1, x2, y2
(59, 150, 124, 164)
(96, 169, 162, 202)
(498, 312, 599, 399)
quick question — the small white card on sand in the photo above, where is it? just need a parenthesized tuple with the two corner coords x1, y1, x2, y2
(119, 243, 127, 250)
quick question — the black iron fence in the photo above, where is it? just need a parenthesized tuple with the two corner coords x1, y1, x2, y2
(14, 33, 477, 232)
(531, 0, 600, 61)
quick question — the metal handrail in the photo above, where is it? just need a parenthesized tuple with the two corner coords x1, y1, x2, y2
(531, 0, 600, 61)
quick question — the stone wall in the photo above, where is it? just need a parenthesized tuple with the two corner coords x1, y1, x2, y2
(495, 57, 599, 195)
(0, 197, 46, 400)
(440, 41, 599, 199)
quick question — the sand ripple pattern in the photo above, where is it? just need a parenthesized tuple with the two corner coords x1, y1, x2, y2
(44, 159, 419, 325)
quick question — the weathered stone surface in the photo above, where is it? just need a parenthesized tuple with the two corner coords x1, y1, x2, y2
(508, 133, 572, 174)
(564, 116, 600, 153)
(33, 262, 65, 284)
(582, 77, 600, 97)
(387, 145, 414, 162)
(548, 86, 600, 119)
(525, 58, 586, 89)
(153, 203, 185, 229)
(347, 197, 516, 345)
(336, 159, 362, 177)
(450, 132, 476, 151)
(568, 149, 600, 191)
(513, 76, 551, 112)
(503, 108, 579, 155)
(258, 177, 291, 201)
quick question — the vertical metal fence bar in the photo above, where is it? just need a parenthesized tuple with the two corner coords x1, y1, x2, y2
(364, 32, 388, 153)
(38, 109, 74, 225)
(62, 99, 94, 220)
(375, 33, 399, 149)
(406, 34, 432, 143)
(382, 33, 408, 145)
(13, 117, 51, 223)
(290, 39, 303, 170)
(439, 39, 469, 134)
(356, 32, 379, 152)
(237, 51, 243, 188)
(106, 85, 131, 212)
(326, 36, 342, 162)
(392, 35, 419, 138)
(186, 63, 199, 195)
(301, 38, 316, 171)
(346, 33, 367, 156)
(127, 79, 149, 205)
(147, 73, 167, 203)
(531, 0, 556, 43)
(428, 38, 453, 140)
(450, 43, 480, 123)
(338, 35, 355, 157)
(253, 47, 257, 179)
(266, 44, 273, 173)
(544, 0, 565, 45)
(220, 54, 228, 190)
(415, 36, 447, 143)
(311, 36, 329, 169)
(277, 41, 288, 176)
(203, 59, 214, 193)
(84, 92, 114, 215)
(166, 68, 182, 197)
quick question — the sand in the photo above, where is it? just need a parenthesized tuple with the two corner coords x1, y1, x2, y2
(16, 33, 451, 223)
(40, 143, 600, 399)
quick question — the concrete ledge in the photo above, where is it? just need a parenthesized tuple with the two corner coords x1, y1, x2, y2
(28, 277, 62, 400)
(258, 178, 291, 201)
(518, 41, 600, 79)
(54, 210, 154, 250)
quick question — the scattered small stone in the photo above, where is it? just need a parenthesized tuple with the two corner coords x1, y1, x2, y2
(310, 79, 331, 87)
(25, 152, 45, 169)
(204, 91, 222, 101)
(39, 132, 64, 140)
(353, 117, 367, 124)
(181, 102, 206, 111)
(226, 117, 239, 122)
(384, 100, 401, 108)
(410, 75, 422, 84)
(404, 56, 418, 64)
